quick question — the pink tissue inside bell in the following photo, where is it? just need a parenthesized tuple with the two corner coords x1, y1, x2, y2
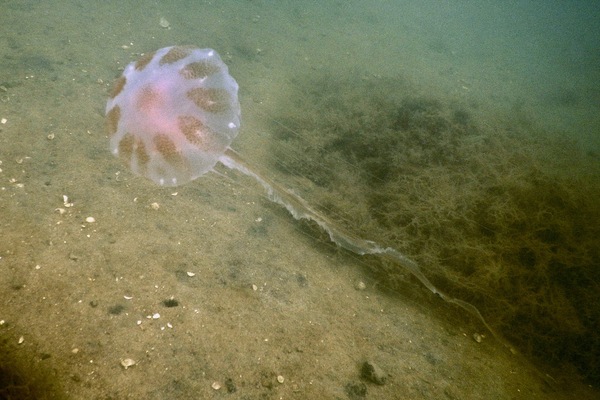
(105, 46, 241, 186)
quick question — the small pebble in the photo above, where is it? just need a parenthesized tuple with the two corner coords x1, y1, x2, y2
(85, 216, 95, 223)
(211, 381, 221, 390)
(159, 17, 170, 29)
(63, 195, 74, 207)
(361, 360, 387, 385)
(277, 375, 285, 384)
(225, 378, 237, 393)
(355, 281, 367, 291)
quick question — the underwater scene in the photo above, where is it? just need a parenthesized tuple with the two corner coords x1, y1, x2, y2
(1, 1, 599, 399)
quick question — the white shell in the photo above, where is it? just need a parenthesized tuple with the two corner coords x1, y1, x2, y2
(120, 358, 136, 369)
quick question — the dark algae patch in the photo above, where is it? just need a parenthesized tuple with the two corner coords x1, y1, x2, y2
(269, 75, 600, 385)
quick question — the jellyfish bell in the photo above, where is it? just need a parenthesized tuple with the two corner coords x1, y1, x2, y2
(105, 46, 240, 187)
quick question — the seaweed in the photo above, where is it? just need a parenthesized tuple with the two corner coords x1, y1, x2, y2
(267, 75, 600, 385)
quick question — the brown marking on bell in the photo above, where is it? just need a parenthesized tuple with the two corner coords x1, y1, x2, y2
(109, 76, 127, 99)
(154, 133, 185, 169)
(178, 115, 220, 151)
(135, 137, 150, 174)
(180, 60, 219, 80)
(160, 46, 194, 65)
(187, 88, 229, 113)
(136, 86, 161, 113)
(135, 51, 156, 71)
(118, 133, 135, 162)
(106, 106, 121, 137)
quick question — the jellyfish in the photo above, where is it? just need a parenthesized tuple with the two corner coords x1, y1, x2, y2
(105, 46, 505, 347)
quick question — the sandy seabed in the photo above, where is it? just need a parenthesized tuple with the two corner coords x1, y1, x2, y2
(1, 1, 599, 399)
